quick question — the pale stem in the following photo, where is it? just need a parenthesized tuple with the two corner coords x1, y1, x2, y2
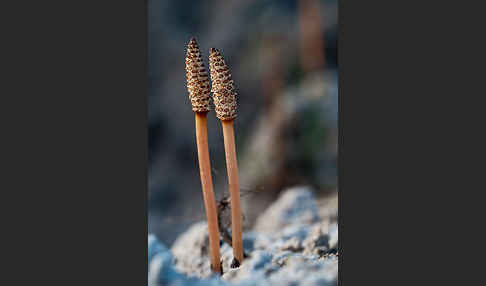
(195, 112, 222, 273)
(221, 119, 244, 263)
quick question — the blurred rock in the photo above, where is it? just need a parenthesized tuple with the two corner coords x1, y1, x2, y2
(222, 251, 275, 284)
(303, 221, 331, 255)
(171, 222, 258, 279)
(317, 191, 338, 223)
(148, 234, 168, 264)
(267, 257, 338, 286)
(328, 223, 338, 250)
(171, 221, 214, 278)
(151, 185, 338, 285)
(254, 186, 319, 233)
(149, 233, 227, 286)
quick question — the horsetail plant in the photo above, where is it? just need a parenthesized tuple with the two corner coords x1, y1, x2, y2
(209, 48, 244, 266)
(185, 37, 222, 274)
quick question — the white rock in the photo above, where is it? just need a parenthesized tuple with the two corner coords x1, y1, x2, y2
(150, 186, 338, 286)
(302, 220, 330, 255)
(222, 251, 274, 284)
(328, 223, 338, 249)
(171, 221, 217, 278)
(254, 186, 320, 233)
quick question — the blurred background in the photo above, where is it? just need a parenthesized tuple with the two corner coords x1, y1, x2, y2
(148, 0, 338, 246)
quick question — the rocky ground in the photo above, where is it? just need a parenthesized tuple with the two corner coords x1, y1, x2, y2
(148, 186, 338, 286)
